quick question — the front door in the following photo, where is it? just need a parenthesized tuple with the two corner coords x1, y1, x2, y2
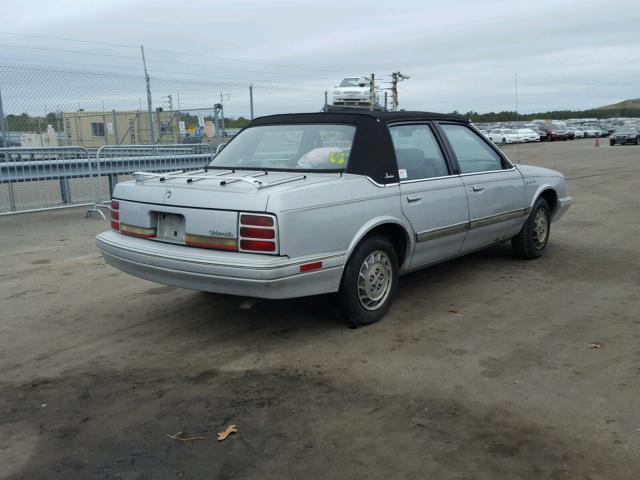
(389, 123, 470, 269)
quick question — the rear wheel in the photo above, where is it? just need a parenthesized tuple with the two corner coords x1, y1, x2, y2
(512, 197, 551, 260)
(336, 234, 398, 326)
(501, 138, 507, 145)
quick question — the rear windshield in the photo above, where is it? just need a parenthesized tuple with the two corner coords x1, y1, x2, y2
(209, 124, 356, 171)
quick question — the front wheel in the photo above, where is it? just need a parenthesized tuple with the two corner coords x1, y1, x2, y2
(501, 138, 507, 145)
(336, 234, 398, 326)
(512, 197, 551, 260)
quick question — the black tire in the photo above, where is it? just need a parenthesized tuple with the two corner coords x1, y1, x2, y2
(635, 137, 639, 145)
(584, 133, 588, 138)
(501, 138, 507, 145)
(511, 197, 551, 260)
(610, 141, 615, 146)
(336, 234, 398, 326)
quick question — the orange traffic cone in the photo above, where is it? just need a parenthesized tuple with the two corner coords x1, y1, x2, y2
(594, 134, 600, 147)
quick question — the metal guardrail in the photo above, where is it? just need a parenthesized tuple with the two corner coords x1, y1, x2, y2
(0, 146, 94, 214)
(0, 144, 214, 216)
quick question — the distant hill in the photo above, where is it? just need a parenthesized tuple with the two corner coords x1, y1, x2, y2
(597, 98, 640, 110)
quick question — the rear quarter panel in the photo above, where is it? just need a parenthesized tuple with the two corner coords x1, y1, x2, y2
(267, 175, 413, 264)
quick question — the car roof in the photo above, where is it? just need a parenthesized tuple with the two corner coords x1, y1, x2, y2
(250, 111, 470, 126)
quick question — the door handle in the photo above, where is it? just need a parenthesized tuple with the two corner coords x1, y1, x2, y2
(406, 195, 422, 203)
(472, 185, 485, 192)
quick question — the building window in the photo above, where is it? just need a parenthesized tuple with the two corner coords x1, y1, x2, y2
(91, 122, 105, 137)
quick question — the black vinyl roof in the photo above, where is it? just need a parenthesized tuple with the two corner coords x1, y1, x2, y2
(250, 111, 469, 126)
(245, 111, 469, 185)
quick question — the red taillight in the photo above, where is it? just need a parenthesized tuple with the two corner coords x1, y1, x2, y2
(240, 214, 274, 227)
(238, 213, 278, 254)
(240, 240, 276, 252)
(240, 227, 275, 239)
(110, 200, 120, 231)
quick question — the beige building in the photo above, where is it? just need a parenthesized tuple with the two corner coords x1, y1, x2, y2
(62, 110, 183, 147)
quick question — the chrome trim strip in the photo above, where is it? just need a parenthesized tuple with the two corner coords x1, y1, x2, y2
(400, 174, 459, 184)
(459, 167, 517, 177)
(415, 208, 529, 243)
(416, 221, 469, 242)
(469, 208, 528, 230)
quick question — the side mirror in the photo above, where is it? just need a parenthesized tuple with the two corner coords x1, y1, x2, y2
(358, 76, 370, 88)
(216, 143, 226, 154)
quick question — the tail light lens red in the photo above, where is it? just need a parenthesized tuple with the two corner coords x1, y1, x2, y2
(238, 213, 277, 254)
(239, 227, 275, 239)
(110, 199, 120, 232)
(240, 240, 276, 252)
(240, 214, 274, 227)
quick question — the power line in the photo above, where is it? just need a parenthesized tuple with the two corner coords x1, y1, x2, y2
(0, 43, 338, 82)
(0, 58, 326, 91)
(0, 30, 346, 75)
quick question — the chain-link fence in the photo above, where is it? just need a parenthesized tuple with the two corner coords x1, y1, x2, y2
(0, 63, 328, 149)
(0, 62, 332, 214)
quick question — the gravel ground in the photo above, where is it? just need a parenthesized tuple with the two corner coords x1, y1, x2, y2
(1, 138, 639, 479)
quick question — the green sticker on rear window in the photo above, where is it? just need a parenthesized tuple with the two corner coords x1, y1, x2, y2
(329, 151, 345, 165)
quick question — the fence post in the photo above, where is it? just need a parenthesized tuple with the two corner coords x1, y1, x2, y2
(0, 85, 8, 148)
(59, 178, 71, 204)
(249, 84, 254, 120)
(141, 45, 156, 144)
(112, 110, 119, 145)
(324, 90, 328, 111)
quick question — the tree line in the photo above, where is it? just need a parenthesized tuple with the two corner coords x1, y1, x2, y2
(448, 107, 640, 122)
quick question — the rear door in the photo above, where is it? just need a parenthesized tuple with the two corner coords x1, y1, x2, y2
(390, 123, 469, 269)
(437, 123, 527, 251)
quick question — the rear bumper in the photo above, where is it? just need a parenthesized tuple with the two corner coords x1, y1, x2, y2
(554, 196, 573, 221)
(96, 231, 346, 299)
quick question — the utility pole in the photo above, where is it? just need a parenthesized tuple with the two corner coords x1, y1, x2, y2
(514, 73, 519, 122)
(167, 94, 173, 111)
(391, 73, 399, 112)
(0, 85, 8, 147)
(369, 73, 376, 111)
(250, 84, 254, 120)
(140, 45, 156, 144)
(390, 71, 410, 111)
(219, 92, 229, 137)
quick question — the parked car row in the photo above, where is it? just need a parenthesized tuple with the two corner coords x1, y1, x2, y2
(477, 119, 640, 146)
(479, 128, 540, 145)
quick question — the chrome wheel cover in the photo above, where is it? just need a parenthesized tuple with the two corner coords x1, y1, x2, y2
(357, 250, 393, 311)
(533, 208, 549, 249)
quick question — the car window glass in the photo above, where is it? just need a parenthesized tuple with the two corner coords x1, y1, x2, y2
(441, 124, 504, 174)
(210, 124, 355, 170)
(389, 124, 449, 180)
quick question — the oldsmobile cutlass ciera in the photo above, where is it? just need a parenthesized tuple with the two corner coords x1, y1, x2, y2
(96, 112, 573, 325)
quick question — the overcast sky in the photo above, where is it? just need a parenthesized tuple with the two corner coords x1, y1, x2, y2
(1, 0, 639, 115)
